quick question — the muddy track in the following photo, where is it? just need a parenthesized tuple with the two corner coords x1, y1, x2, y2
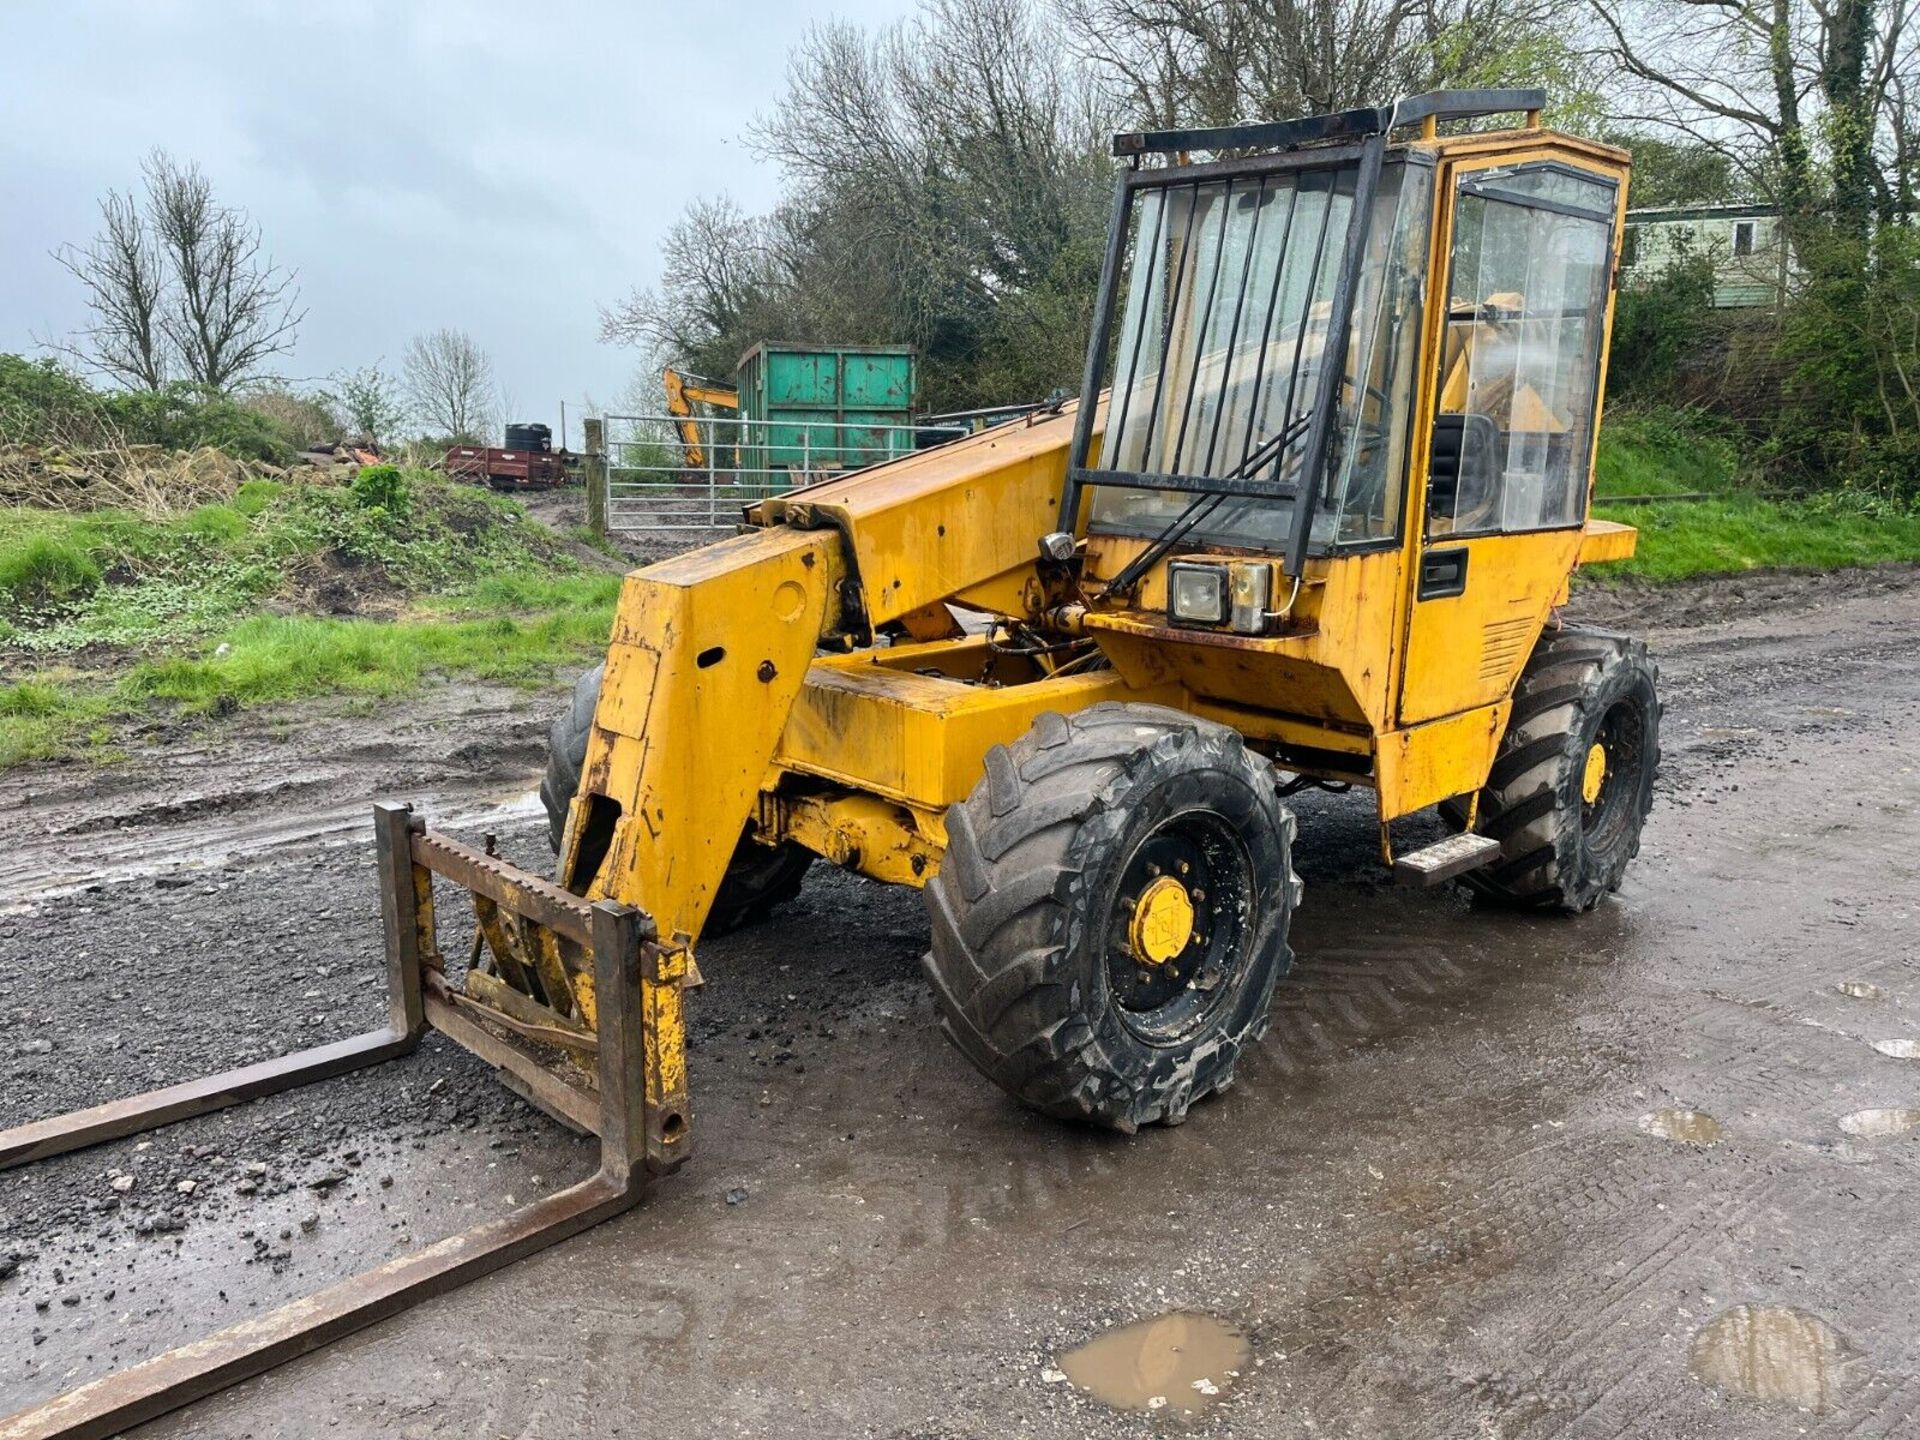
(0, 683, 549, 904)
(1, 562, 1917, 1437)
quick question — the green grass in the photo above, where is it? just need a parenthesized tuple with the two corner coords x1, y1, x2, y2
(0, 679, 115, 768)
(1, 586, 621, 767)
(125, 605, 618, 710)
(0, 533, 103, 609)
(1594, 495, 1920, 581)
(0, 469, 568, 654)
(1588, 407, 1920, 580)
(1592, 407, 1742, 500)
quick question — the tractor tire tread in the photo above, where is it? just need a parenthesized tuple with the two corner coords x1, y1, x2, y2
(1443, 625, 1660, 912)
(923, 701, 1296, 1132)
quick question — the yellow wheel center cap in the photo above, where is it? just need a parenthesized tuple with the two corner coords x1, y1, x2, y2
(1130, 875, 1196, 965)
(1582, 741, 1608, 805)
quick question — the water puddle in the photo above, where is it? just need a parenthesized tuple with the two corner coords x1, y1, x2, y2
(1837, 981, 1885, 1001)
(1054, 1311, 1249, 1416)
(1639, 1107, 1724, 1145)
(1839, 1107, 1920, 1138)
(1871, 1038, 1920, 1059)
(1690, 1304, 1853, 1411)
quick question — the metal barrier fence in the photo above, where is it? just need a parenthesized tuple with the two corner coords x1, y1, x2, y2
(599, 412, 962, 532)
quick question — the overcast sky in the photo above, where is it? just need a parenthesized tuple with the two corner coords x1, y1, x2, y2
(0, 0, 905, 444)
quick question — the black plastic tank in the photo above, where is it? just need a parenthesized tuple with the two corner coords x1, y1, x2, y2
(504, 422, 551, 453)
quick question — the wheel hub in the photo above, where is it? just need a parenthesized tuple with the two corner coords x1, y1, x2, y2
(1129, 875, 1195, 965)
(1106, 815, 1253, 1031)
(1581, 741, 1608, 805)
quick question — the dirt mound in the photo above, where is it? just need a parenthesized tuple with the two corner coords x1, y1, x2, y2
(275, 548, 407, 618)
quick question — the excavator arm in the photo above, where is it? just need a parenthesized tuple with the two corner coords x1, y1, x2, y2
(662, 366, 739, 470)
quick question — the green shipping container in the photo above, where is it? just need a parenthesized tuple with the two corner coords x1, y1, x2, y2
(734, 342, 917, 478)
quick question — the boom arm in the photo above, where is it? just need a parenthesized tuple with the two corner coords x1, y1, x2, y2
(557, 406, 1086, 954)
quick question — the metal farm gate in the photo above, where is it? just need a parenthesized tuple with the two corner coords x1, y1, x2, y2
(599, 412, 957, 533)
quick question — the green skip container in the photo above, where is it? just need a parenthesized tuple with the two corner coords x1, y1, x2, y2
(734, 342, 918, 480)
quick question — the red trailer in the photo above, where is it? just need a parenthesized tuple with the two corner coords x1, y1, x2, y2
(444, 444, 572, 490)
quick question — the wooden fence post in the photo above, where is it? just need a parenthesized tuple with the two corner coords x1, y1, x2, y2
(583, 416, 607, 539)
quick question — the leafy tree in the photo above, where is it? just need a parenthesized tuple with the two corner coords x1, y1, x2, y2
(326, 365, 406, 446)
(1591, 0, 1920, 485)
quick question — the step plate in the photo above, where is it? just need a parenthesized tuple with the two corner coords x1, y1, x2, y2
(1393, 831, 1502, 888)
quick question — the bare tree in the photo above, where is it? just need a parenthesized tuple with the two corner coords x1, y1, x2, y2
(50, 187, 170, 390)
(142, 150, 304, 389)
(599, 196, 799, 378)
(1058, 0, 1588, 132)
(1587, 0, 1919, 233)
(403, 329, 495, 441)
(604, 0, 1117, 407)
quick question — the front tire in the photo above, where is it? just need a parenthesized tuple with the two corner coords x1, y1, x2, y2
(924, 703, 1299, 1132)
(1444, 625, 1660, 911)
(540, 664, 813, 933)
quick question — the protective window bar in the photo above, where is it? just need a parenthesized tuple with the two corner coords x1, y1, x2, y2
(1087, 156, 1427, 555)
(1100, 167, 1355, 491)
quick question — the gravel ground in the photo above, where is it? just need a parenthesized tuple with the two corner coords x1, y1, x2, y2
(1, 562, 1917, 1437)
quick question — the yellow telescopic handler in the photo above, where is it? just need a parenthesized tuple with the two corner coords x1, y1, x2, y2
(0, 89, 1657, 1439)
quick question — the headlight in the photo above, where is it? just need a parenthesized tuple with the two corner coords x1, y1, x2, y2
(1167, 561, 1228, 625)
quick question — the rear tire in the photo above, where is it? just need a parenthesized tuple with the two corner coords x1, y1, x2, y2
(1443, 626, 1660, 911)
(924, 703, 1299, 1132)
(541, 664, 812, 933)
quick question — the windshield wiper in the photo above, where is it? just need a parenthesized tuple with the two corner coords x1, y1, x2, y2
(1098, 411, 1312, 599)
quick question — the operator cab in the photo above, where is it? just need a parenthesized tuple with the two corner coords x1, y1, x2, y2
(1063, 90, 1622, 636)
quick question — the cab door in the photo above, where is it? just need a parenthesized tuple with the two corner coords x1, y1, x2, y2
(1397, 156, 1621, 726)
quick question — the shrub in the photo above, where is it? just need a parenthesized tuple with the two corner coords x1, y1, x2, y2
(0, 354, 110, 447)
(243, 387, 340, 451)
(102, 383, 295, 462)
(350, 463, 409, 513)
(1609, 247, 1717, 401)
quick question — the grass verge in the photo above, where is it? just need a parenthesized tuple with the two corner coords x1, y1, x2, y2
(1590, 407, 1920, 580)
(1593, 496, 1920, 581)
(1, 469, 624, 768)
(1593, 407, 1742, 500)
(2, 575, 622, 768)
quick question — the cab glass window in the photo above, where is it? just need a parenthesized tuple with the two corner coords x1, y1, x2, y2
(1428, 164, 1615, 536)
(1089, 156, 1430, 552)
